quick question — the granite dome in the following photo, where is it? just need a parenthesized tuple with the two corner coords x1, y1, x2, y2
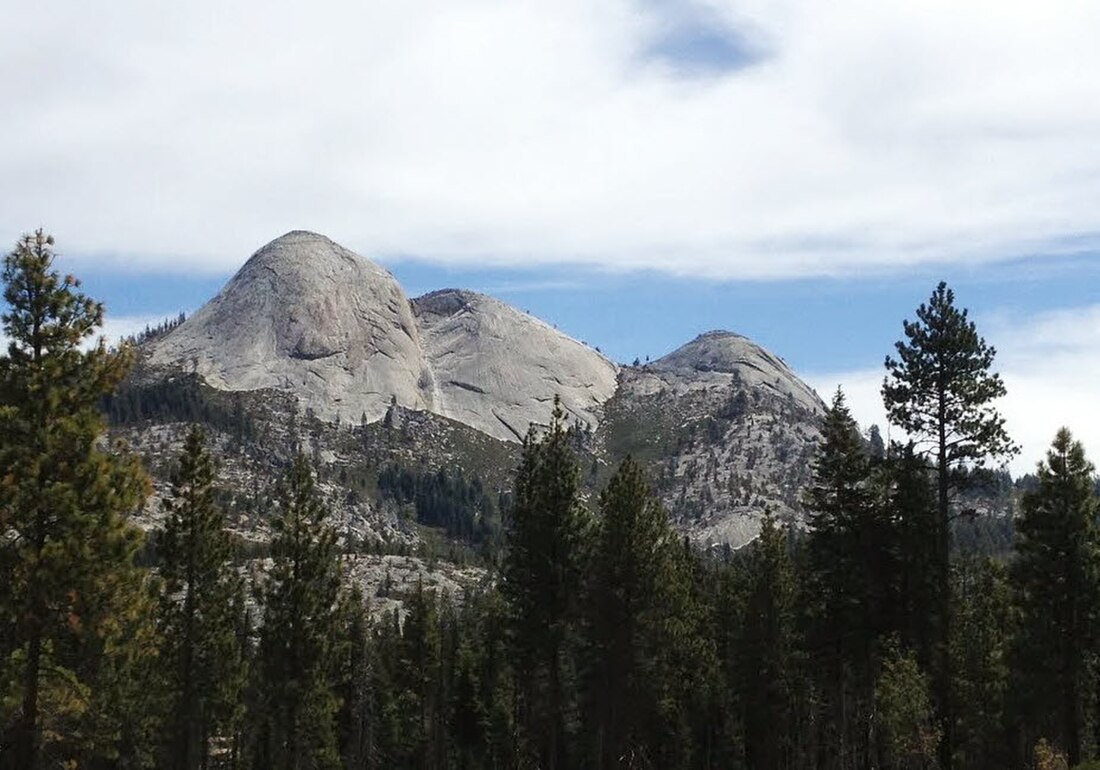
(147, 232, 619, 441)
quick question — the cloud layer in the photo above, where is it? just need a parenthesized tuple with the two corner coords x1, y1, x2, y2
(4, 1, 1100, 275)
(808, 303, 1100, 477)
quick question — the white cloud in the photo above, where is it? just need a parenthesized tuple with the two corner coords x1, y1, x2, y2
(807, 304, 1100, 478)
(2, 1, 1100, 276)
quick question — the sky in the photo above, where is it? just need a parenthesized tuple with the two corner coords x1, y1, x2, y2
(2, 0, 1099, 476)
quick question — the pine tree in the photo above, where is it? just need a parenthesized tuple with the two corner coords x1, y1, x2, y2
(500, 396, 590, 769)
(251, 455, 344, 770)
(395, 581, 442, 769)
(156, 426, 246, 770)
(882, 281, 1017, 766)
(950, 557, 1011, 770)
(1009, 428, 1099, 766)
(868, 425, 886, 461)
(367, 610, 403, 768)
(803, 390, 897, 768)
(648, 533, 719, 770)
(735, 515, 801, 770)
(874, 644, 941, 770)
(333, 588, 370, 770)
(450, 588, 515, 770)
(886, 443, 941, 669)
(0, 230, 151, 769)
(583, 456, 710, 768)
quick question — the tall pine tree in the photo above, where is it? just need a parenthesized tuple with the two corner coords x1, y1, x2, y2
(950, 556, 1011, 770)
(803, 389, 897, 769)
(882, 281, 1016, 767)
(583, 456, 711, 768)
(156, 426, 246, 770)
(332, 588, 371, 770)
(735, 515, 801, 770)
(0, 230, 151, 769)
(1010, 428, 1099, 766)
(500, 396, 590, 769)
(250, 455, 344, 770)
(886, 443, 940, 670)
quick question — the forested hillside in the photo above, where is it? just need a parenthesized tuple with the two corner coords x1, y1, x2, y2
(2, 231, 1098, 770)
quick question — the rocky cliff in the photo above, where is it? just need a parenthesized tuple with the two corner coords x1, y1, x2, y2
(146, 231, 618, 442)
(135, 231, 828, 549)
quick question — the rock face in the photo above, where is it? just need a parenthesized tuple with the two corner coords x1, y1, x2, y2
(414, 289, 618, 441)
(129, 231, 844, 550)
(639, 330, 824, 414)
(147, 231, 433, 424)
(600, 331, 827, 549)
(146, 231, 619, 441)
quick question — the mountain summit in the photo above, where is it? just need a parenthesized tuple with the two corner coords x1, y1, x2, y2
(651, 330, 823, 414)
(146, 231, 618, 441)
(132, 231, 830, 548)
(413, 288, 618, 441)
(147, 231, 434, 424)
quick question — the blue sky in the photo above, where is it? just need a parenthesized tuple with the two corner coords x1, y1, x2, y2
(72, 249, 1099, 372)
(5, 0, 1100, 474)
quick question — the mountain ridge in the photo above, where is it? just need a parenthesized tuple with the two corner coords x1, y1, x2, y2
(129, 231, 828, 548)
(146, 231, 622, 442)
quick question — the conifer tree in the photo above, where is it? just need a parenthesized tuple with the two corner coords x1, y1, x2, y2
(500, 396, 590, 769)
(394, 581, 442, 769)
(875, 644, 941, 770)
(583, 456, 708, 768)
(447, 598, 492, 770)
(251, 455, 344, 770)
(735, 515, 800, 770)
(882, 281, 1017, 766)
(886, 444, 940, 668)
(950, 557, 1011, 770)
(803, 390, 897, 768)
(368, 610, 403, 767)
(156, 426, 246, 770)
(0, 230, 151, 769)
(1010, 428, 1099, 766)
(450, 588, 515, 770)
(333, 588, 370, 770)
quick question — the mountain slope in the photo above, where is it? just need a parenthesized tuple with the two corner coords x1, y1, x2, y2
(146, 231, 432, 424)
(146, 232, 617, 441)
(133, 232, 829, 549)
(598, 332, 826, 547)
(414, 289, 618, 441)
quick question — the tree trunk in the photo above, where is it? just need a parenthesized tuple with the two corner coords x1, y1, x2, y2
(936, 393, 953, 770)
(17, 632, 43, 770)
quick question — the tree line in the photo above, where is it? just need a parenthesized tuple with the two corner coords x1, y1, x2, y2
(2, 231, 1099, 770)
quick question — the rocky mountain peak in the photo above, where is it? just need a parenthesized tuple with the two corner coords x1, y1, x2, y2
(128, 232, 836, 550)
(146, 231, 432, 423)
(236, 230, 400, 299)
(649, 328, 824, 415)
(412, 287, 618, 441)
(145, 234, 619, 442)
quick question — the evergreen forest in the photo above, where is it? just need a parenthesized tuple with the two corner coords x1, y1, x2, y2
(3, 230, 1100, 770)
